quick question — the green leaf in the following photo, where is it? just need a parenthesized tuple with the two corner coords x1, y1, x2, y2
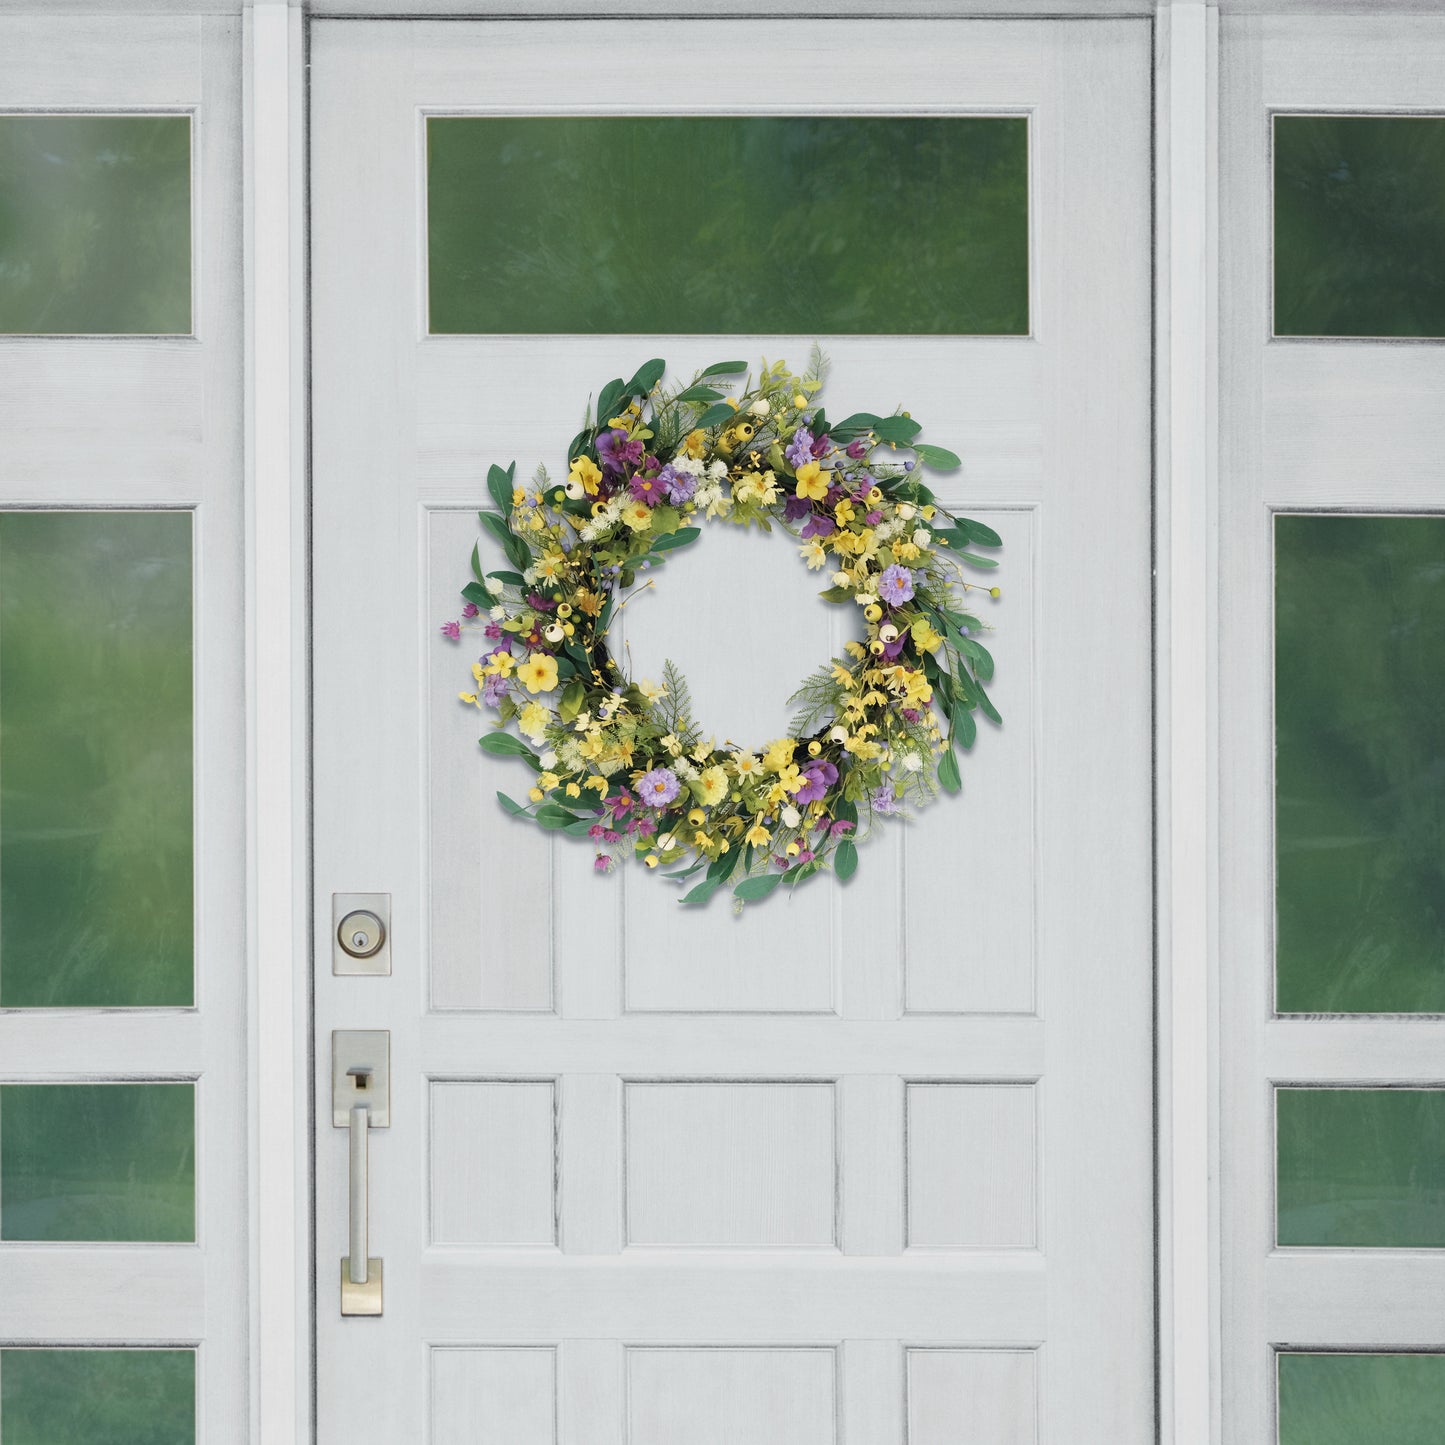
(734, 872, 784, 902)
(564, 818, 598, 838)
(486, 463, 514, 514)
(830, 411, 883, 436)
(952, 517, 1003, 548)
(695, 402, 736, 429)
(938, 747, 962, 793)
(558, 679, 586, 722)
(913, 443, 962, 470)
(534, 803, 583, 831)
(624, 358, 666, 396)
(833, 839, 859, 881)
(872, 415, 922, 443)
(956, 551, 1000, 570)
(700, 360, 748, 376)
(817, 586, 853, 603)
(955, 707, 978, 749)
(680, 877, 723, 906)
(674, 384, 724, 404)
(477, 509, 513, 550)
(496, 791, 531, 817)
(596, 377, 625, 424)
(478, 732, 540, 767)
(651, 526, 702, 554)
(833, 796, 858, 828)
(462, 581, 490, 608)
(470, 542, 484, 584)
(488, 569, 525, 586)
(976, 681, 1003, 726)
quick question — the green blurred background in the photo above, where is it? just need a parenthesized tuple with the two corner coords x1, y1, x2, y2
(427, 115, 1029, 335)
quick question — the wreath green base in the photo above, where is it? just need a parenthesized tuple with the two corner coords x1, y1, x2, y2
(443, 352, 1002, 907)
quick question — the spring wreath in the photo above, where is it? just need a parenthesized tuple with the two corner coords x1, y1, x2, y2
(442, 353, 1002, 906)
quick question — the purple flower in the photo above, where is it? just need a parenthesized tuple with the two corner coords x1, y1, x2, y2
(483, 620, 503, 641)
(440, 621, 461, 640)
(784, 496, 813, 522)
(878, 564, 915, 606)
(638, 767, 681, 808)
(593, 853, 615, 874)
(811, 433, 832, 458)
(901, 707, 922, 723)
(526, 592, 557, 612)
(800, 514, 835, 540)
(865, 510, 883, 526)
(482, 673, 509, 707)
(597, 427, 643, 473)
(830, 819, 855, 837)
(881, 633, 908, 661)
(462, 602, 480, 619)
(846, 439, 869, 459)
(793, 760, 838, 805)
(658, 464, 696, 505)
(628, 472, 665, 506)
(871, 781, 900, 814)
(785, 427, 815, 467)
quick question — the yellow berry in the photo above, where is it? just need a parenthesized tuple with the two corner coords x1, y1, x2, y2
(990, 587, 1002, 599)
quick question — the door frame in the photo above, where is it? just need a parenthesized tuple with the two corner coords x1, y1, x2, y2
(241, 4, 1218, 1443)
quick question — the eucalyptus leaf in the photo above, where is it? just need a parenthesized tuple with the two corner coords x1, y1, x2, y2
(674, 384, 724, 404)
(496, 791, 530, 817)
(486, 463, 513, 514)
(479, 732, 540, 767)
(488, 570, 525, 586)
(817, 586, 853, 603)
(872, 414, 922, 443)
(695, 402, 736, 429)
(834, 839, 859, 880)
(953, 517, 1003, 548)
(938, 747, 962, 793)
(701, 360, 748, 375)
(470, 543, 484, 584)
(651, 527, 702, 554)
(734, 872, 784, 902)
(680, 877, 723, 906)
(596, 377, 625, 423)
(914, 443, 962, 470)
(957, 552, 1000, 570)
(624, 357, 666, 396)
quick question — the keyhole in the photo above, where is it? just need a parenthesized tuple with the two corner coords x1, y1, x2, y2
(352, 930, 370, 951)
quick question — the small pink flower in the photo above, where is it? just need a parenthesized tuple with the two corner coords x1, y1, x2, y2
(797, 849, 815, 865)
(593, 853, 615, 874)
(846, 439, 869, 459)
(830, 820, 855, 837)
(440, 621, 461, 640)
(462, 602, 480, 618)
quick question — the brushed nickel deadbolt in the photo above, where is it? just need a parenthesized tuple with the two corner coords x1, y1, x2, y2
(331, 893, 391, 976)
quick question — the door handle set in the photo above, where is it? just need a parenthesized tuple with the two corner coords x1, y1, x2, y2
(332, 1029, 389, 1316)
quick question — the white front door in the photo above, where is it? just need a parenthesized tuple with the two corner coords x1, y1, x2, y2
(310, 17, 1154, 1443)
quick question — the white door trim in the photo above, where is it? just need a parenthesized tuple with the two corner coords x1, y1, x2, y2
(1154, 6, 1221, 1445)
(244, 6, 310, 1444)
(240, 5, 1224, 1443)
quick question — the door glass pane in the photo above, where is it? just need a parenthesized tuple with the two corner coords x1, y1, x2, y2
(1275, 514, 1445, 1014)
(1277, 1087, 1445, 1248)
(1274, 114, 1445, 339)
(0, 114, 192, 335)
(0, 511, 194, 1009)
(1278, 1352, 1445, 1445)
(0, 1083, 194, 1241)
(426, 116, 1029, 335)
(0, 1348, 195, 1444)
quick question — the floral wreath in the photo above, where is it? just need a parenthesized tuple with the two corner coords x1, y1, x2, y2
(442, 353, 1002, 907)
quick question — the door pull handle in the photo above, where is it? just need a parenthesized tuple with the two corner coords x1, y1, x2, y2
(333, 1032, 389, 1316)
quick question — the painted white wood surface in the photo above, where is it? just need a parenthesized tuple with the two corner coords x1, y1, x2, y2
(311, 17, 1154, 1444)
(1218, 16, 1445, 1445)
(0, 13, 249, 1443)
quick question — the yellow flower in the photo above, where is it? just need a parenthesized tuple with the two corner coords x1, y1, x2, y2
(458, 691, 479, 706)
(800, 539, 827, 570)
(517, 701, 550, 742)
(776, 762, 804, 795)
(536, 551, 568, 582)
(763, 737, 797, 772)
(564, 782, 581, 798)
(683, 429, 706, 459)
(834, 498, 856, 526)
(585, 776, 609, 797)
(794, 459, 828, 501)
(621, 499, 653, 531)
(831, 662, 856, 689)
(537, 771, 560, 792)
(516, 652, 559, 694)
(483, 650, 516, 677)
(638, 678, 667, 703)
(745, 822, 771, 848)
(567, 456, 602, 496)
(697, 766, 728, 807)
(529, 786, 544, 802)
(732, 751, 762, 778)
(910, 618, 944, 652)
